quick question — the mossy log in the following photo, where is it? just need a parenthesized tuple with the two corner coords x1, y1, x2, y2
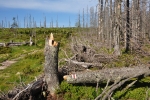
(44, 33, 59, 95)
(64, 65, 150, 83)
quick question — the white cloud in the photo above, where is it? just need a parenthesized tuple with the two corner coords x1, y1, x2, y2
(0, 0, 98, 13)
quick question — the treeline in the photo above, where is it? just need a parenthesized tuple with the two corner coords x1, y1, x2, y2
(0, 15, 64, 28)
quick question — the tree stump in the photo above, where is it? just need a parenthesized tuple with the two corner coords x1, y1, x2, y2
(44, 33, 59, 96)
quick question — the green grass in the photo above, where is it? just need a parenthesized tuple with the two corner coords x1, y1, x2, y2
(57, 81, 102, 100)
(1, 28, 150, 99)
(113, 87, 150, 100)
(0, 51, 44, 92)
(0, 28, 74, 93)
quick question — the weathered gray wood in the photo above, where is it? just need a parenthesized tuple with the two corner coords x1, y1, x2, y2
(64, 65, 150, 83)
(0, 42, 29, 47)
(44, 33, 59, 95)
(7, 42, 25, 46)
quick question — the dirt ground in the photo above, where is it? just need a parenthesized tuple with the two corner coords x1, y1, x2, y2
(0, 49, 42, 70)
(0, 60, 17, 70)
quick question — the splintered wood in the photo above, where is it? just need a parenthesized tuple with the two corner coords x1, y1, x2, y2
(49, 33, 58, 46)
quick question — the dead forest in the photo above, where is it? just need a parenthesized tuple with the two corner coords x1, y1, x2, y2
(75, 0, 150, 54)
(63, 0, 150, 99)
(1, 0, 150, 100)
(65, 0, 150, 81)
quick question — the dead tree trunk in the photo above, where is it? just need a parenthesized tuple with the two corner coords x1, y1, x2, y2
(125, 0, 130, 52)
(63, 65, 150, 84)
(44, 33, 59, 95)
(113, 0, 121, 56)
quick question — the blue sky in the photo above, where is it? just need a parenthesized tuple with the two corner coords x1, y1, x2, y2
(0, 0, 97, 28)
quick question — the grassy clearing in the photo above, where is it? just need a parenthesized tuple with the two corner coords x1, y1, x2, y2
(0, 51, 44, 92)
(0, 28, 150, 99)
(0, 28, 74, 93)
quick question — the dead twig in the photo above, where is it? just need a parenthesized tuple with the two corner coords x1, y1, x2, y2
(65, 59, 103, 68)
(101, 75, 139, 100)
(123, 80, 137, 91)
(12, 84, 32, 100)
(95, 79, 120, 100)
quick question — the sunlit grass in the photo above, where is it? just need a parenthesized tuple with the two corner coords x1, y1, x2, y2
(1, 28, 150, 99)
(0, 51, 44, 92)
(0, 28, 74, 93)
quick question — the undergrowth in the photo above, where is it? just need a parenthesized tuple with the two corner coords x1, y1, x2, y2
(57, 81, 102, 100)
(113, 87, 150, 100)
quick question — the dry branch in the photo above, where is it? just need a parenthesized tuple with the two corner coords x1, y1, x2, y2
(0, 42, 29, 47)
(100, 77, 137, 100)
(0, 77, 47, 100)
(65, 59, 103, 68)
(12, 84, 32, 100)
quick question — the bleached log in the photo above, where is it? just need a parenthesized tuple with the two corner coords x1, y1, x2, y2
(64, 65, 150, 83)
(0, 42, 29, 47)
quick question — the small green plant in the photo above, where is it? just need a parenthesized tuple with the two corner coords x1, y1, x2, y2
(57, 81, 102, 100)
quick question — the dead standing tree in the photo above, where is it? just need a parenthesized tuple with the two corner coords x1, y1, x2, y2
(113, 0, 122, 56)
(64, 0, 150, 99)
(44, 33, 59, 96)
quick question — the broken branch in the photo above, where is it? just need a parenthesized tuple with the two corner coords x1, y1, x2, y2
(65, 59, 103, 68)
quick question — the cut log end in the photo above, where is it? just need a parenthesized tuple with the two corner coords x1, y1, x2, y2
(63, 75, 68, 80)
(49, 33, 58, 46)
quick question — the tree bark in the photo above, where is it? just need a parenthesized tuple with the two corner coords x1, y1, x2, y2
(44, 33, 59, 95)
(125, 0, 130, 52)
(114, 0, 121, 56)
(64, 65, 150, 84)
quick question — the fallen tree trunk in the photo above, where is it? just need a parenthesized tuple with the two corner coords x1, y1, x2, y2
(7, 42, 25, 46)
(0, 42, 29, 47)
(44, 33, 59, 96)
(63, 65, 150, 83)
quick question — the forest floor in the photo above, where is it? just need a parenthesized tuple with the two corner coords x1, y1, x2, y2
(1, 28, 150, 100)
(0, 49, 42, 70)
